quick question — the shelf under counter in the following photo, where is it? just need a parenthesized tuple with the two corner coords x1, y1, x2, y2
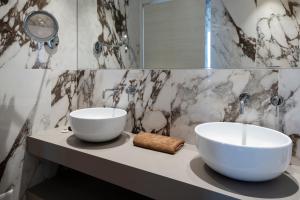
(27, 128, 300, 200)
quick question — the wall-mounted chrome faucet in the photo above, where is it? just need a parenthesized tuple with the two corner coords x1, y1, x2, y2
(102, 88, 119, 99)
(125, 80, 137, 101)
(239, 93, 250, 114)
(270, 95, 284, 107)
(94, 34, 129, 55)
(270, 95, 284, 117)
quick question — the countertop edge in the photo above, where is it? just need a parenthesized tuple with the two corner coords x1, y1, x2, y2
(27, 135, 235, 200)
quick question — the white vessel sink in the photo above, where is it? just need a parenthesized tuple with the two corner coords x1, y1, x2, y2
(69, 107, 127, 142)
(195, 122, 292, 182)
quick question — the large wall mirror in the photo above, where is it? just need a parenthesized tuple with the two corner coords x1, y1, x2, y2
(78, 0, 205, 69)
(78, 0, 299, 69)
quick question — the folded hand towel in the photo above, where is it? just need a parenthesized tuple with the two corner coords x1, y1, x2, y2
(133, 132, 185, 154)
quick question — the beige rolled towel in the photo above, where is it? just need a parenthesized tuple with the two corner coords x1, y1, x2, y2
(133, 132, 185, 154)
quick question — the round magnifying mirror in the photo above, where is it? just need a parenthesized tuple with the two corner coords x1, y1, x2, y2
(24, 11, 59, 43)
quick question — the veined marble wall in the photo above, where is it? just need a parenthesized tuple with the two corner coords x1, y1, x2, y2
(78, 0, 140, 69)
(0, 0, 77, 199)
(211, 0, 300, 69)
(76, 69, 300, 160)
(0, 0, 77, 70)
(76, 69, 278, 143)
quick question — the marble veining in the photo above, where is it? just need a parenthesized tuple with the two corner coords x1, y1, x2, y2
(78, 70, 172, 135)
(77, 69, 279, 144)
(170, 69, 279, 143)
(96, 0, 128, 69)
(211, 0, 300, 68)
(0, 0, 8, 7)
(0, 0, 77, 70)
(0, 118, 31, 182)
(0, 69, 51, 199)
(0, 0, 49, 69)
(256, 1, 300, 68)
(78, 0, 139, 69)
(51, 70, 79, 128)
(279, 69, 300, 159)
(0, 0, 48, 57)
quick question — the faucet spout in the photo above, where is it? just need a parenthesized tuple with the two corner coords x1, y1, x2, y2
(239, 93, 250, 115)
(239, 100, 245, 114)
(102, 88, 119, 99)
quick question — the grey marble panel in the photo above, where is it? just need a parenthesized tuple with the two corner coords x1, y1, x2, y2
(0, 69, 51, 199)
(211, 0, 300, 68)
(78, 0, 139, 69)
(170, 69, 279, 143)
(279, 69, 300, 159)
(51, 70, 79, 128)
(77, 70, 172, 135)
(0, 0, 77, 70)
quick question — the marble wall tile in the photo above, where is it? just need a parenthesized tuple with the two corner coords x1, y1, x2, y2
(211, 0, 300, 68)
(51, 70, 79, 128)
(211, 0, 256, 69)
(78, 0, 140, 69)
(77, 69, 279, 144)
(279, 69, 300, 159)
(0, 0, 77, 70)
(77, 70, 172, 135)
(170, 69, 279, 143)
(0, 68, 51, 199)
(0, 0, 77, 198)
(0, 68, 79, 200)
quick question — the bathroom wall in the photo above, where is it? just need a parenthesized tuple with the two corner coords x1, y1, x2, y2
(208, 0, 300, 158)
(78, 0, 140, 69)
(211, 0, 300, 69)
(0, 0, 77, 199)
(77, 69, 279, 143)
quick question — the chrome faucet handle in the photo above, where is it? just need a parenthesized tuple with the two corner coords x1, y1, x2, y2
(270, 95, 284, 117)
(125, 83, 137, 101)
(239, 93, 250, 104)
(270, 95, 284, 107)
(239, 93, 250, 114)
(102, 88, 119, 99)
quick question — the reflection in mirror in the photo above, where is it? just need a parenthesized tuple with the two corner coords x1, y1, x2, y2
(211, 0, 300, 69)
(78, 0, 139, 69)
(78, 0, 300, 69)
(78, 0, 206, 69)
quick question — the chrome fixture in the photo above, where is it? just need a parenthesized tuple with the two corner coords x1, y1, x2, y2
(239, 93, 250, 114)
(270, 95, 284, 117)
(23, 11, 59, 51)
(0, 185, 14, 200)
(94, 34, 128, 55)
(102, 88, 119, 99)
(125, 81, 137, 101)
(270, 95, 284, 107)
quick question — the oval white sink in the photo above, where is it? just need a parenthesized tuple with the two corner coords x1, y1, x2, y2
(195, 122, 292, 182)
(69, 107, 127, 142)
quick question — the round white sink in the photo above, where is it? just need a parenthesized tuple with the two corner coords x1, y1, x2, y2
(69, 107, 127, 142)
(195, 122, 292, 182)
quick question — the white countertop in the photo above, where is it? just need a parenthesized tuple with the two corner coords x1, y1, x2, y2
(27, 128, 300, 200)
